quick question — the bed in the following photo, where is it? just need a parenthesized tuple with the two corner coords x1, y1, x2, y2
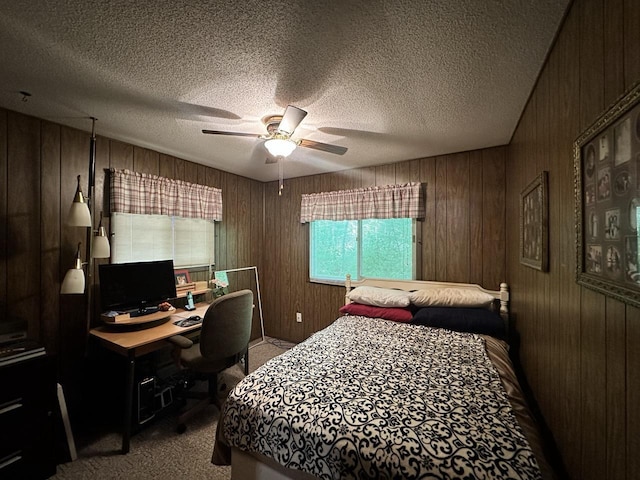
(212, 277, 555, 480)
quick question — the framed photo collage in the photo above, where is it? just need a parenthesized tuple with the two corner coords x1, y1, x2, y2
(576, 82, 640, 306)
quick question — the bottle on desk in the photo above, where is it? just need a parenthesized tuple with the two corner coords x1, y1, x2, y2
(185, 291, 196, 311)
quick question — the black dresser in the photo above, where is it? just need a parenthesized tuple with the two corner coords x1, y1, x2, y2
(0, 344, 57, 479)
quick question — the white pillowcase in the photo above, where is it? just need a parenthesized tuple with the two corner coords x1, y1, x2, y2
(347, 286, 412, 308)
(409, 288, 495, 308)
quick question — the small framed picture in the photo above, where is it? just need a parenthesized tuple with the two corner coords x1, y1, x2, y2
(520, 171, 549, 271)
(174, 269, 191, 286)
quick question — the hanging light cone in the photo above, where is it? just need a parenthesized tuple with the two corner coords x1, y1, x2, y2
(92, 212, 111, 258)
(67, 175, 92, 227)
(61, 242, 85, 294)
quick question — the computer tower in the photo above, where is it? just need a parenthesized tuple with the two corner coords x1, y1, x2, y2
(137, 377, 156, 425)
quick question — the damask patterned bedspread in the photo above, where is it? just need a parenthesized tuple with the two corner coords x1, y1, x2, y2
(221, 316, 542, 480)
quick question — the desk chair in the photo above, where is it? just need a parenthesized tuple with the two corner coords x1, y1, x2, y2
(168, 289, 253, 433)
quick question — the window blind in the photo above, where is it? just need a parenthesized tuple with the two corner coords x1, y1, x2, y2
(111, 213, 214, 268)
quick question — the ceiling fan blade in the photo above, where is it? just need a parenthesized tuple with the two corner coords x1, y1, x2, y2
(278, 105, 307, 135)
(202, 129, 261, 138)
(298, 138, 348, 155)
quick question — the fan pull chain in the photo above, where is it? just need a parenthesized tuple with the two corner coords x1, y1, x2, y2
(278, 157, 284, 195)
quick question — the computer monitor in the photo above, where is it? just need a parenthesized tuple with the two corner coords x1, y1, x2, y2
(99, 259, 177, 314)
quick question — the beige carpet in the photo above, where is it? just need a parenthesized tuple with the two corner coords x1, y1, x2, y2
(52, 337, 294, 480)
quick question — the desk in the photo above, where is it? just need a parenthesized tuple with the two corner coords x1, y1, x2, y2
(89, 302, 210, 454)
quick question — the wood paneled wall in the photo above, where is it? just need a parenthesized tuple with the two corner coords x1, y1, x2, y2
(506, 0, 640, 478)
(0, 109, 264, 405)
(9, 4, 637, 476)
(261, 147, 506, 343)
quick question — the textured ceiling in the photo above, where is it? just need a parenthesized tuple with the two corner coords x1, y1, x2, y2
(0, 0, 569, 182)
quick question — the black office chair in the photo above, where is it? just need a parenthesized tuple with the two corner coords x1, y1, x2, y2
(168, 289, 253, 433)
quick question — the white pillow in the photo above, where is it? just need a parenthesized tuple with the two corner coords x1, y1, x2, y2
(347, 286, 411, 308)
(409, 288, 494, 308)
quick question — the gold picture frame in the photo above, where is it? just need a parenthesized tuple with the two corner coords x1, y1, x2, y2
(575, 81, 640, 306)
(520, 171, 549, 271)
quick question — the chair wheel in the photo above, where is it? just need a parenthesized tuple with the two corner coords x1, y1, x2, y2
(177, 423, 187, 434)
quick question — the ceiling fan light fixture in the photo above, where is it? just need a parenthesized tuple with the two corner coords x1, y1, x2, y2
(264, 138, 297, 158)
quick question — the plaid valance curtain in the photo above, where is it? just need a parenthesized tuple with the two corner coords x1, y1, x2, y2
(300, 182, 424, 223)
(110, 169, 223, 221)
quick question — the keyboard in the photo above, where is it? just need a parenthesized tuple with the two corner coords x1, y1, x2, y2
(173, 316, 202, 327)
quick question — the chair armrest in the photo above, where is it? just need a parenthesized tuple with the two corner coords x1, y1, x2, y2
(166, 335, 194, 349)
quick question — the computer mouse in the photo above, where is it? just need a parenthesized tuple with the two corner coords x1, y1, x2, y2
(188, 315, 201, 321)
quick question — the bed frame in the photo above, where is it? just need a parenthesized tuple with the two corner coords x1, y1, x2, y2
(229, 276, 512, 480)
(345, 274, 510, 317)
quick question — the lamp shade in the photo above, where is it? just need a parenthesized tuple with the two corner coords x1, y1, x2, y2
(92, 230, 111, 258)
(92, 213, 111, 258)
(68, 202, 92, 227)
(67, 175, 92, 227)
(264, 138, 296, 157)
(60, 243, 85, 294)
(60, 268, 85, 294)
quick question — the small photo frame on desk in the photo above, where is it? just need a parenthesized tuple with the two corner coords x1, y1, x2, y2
(174, 269, 191, 286)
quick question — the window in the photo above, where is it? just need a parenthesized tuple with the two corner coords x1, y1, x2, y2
(309, 218, 416, 283)
(111, 212, 215, 268)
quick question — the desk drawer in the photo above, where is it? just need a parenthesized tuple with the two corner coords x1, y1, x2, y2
(0, 358, 46, 404)
(0, 450, 25, 478)
(0, 352, 56, 479)
(0, 397, 27, 455)
(0, 449, 52, 479)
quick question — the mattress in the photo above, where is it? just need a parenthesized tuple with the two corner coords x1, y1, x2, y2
(213, 315, 555, 479)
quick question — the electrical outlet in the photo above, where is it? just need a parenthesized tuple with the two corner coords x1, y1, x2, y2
(296, 312, 303, 323)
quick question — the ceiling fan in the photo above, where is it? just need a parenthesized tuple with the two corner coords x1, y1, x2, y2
(202, 105, 348, 162)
